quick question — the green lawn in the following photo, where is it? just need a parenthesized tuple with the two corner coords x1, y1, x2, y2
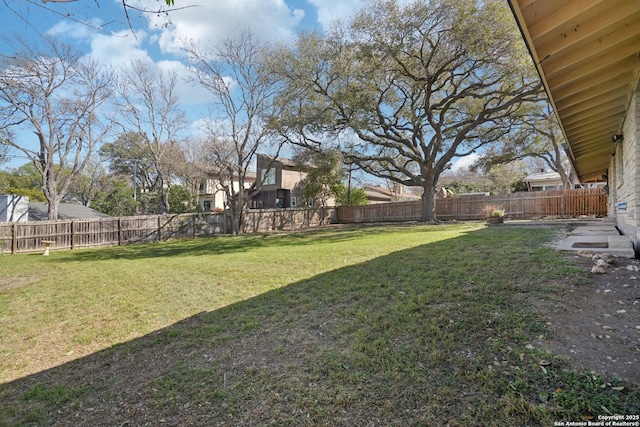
(0, 223, 638, 426)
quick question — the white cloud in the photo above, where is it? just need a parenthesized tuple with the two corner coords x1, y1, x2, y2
(89, 30, 151, 66)
(43, 20, 213, 111)
(450, 153, 480, 172)
(46, 18, 103, 40)
(47, 19, 152, 67)
(306, 0, 363, 29)
(156, 60, 215, 107)
(142, 0, 305, 54)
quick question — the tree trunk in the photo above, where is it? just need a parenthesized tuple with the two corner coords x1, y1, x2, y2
(420, 186, 436, 222)
(228, 194, 243, 235)
(231, 210, 241, 235)
(47, 199, 59, 221)
(160, 190, 170, 214)
(157, 174, 170, 214)
(45, 171, 60, 220)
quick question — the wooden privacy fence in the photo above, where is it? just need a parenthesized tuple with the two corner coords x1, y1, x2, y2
(0, 207, 337, 255)
(337, 200, 422, 223)
(337, 188, 607, 223)
(242, 206, 335, 233)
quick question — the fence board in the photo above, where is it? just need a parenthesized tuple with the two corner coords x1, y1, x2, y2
(71, 218, 120, 249)
(242, 207, 334, 233)
(0, 208, 337, 254)
(338, 189, 607, 224)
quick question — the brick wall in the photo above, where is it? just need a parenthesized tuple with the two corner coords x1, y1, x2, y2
(612, 85, 640, 254)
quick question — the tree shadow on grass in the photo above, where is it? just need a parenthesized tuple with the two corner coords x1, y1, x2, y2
(1, 226, 637, 426)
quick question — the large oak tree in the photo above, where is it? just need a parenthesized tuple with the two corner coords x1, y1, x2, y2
(272, 0, 542, 221)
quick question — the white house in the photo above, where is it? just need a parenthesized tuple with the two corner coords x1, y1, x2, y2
(523, 171, 564, 191)
(0, 195, 28, 222)
(198, 171, 257, 212)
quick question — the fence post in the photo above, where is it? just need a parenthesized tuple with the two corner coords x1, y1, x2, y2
(223, 212, 228, 235)
(12, 223, 17, 254)
(455, 198, 458, 220)
(157, 216, 162, 241)
(70, 220, 75, 250)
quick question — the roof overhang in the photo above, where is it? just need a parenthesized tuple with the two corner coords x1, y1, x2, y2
(508, 0, 640, 182)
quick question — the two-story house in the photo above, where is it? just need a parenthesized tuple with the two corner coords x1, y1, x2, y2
(250, 155, 308, 209)
(200, 155, 336, 211)
(198, 171, 257, 212)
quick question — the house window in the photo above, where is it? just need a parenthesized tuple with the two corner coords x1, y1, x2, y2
(261, 168, 276, 185)
(199, 182, 205, 192)
(307, 198, 313, 207)
(291, 196, 297, 207)
(203, 201, 212, 211)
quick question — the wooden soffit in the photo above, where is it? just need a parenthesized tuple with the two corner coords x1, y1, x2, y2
(508, 0, 640, 182)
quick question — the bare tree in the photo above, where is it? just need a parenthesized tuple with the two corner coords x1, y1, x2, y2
(183, 30, 285, 234)
(65, 156, 109, 206)
(115, 59, 187, 213)
(0, 36, 113, 219)
(1, 1, 192, 34)
(272, 0, 542, 221)
(474, 103, 574, 189)
(0, 129, 10, 165)
(176, 137, 210, 197)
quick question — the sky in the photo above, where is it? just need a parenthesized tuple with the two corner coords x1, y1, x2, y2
(0, 0, 369, 168)
(0, 0, 471, 174)
(0, 0, 365, 108)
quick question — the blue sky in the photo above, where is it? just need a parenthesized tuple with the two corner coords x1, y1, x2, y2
(0, 0, 366, 106)
(0, 0, 373, 169)
(0, 0, 474, 173)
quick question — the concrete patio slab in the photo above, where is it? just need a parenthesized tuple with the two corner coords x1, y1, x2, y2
(570, 225, 620, 236)
(556, 231, 635, 258)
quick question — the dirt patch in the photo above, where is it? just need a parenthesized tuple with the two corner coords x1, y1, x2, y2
(535, 253, 640, 386)
(0, 276, 38, 292)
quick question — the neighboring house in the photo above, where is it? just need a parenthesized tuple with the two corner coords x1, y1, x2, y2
(523, 171, 564, 191)
(28, 202, 110, 221)
(250, 155, 308, 209)
(509, 1, 640, 251)
(363, 184, 421, 204)
(437, 187, 455, 199)
(0, 195, 28, 222)
(198, 171, 256, 212)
